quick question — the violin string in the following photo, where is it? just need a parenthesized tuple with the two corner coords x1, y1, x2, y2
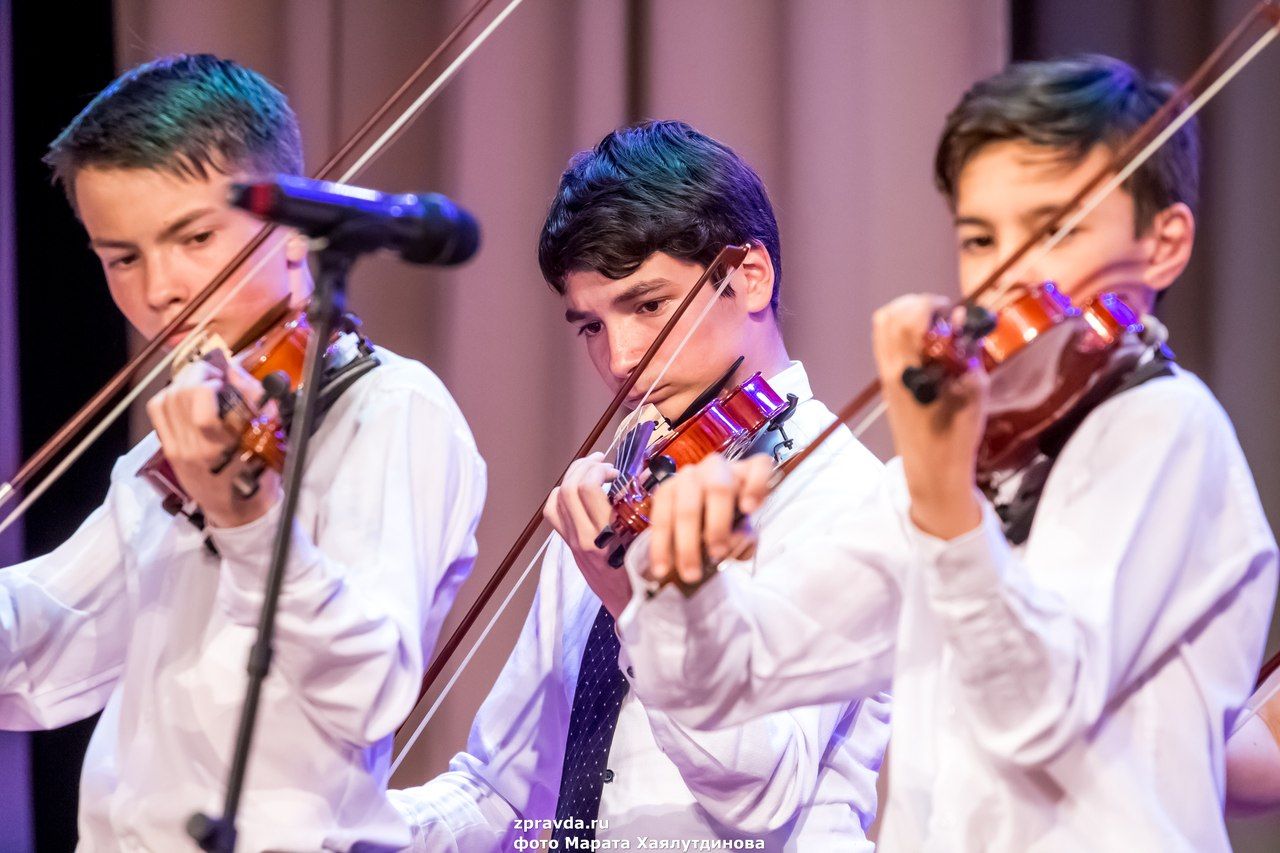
(757, 399, 885, 549)
(0, 239, 288, 535)
(392, 532, 553, 774)
(612, 268, 739, 447)
(850, 399, 888, 442)
(390, 13, 1269, 751)
(998, 25, 1278, 300)
(339, 0, 527, 183)
(642, 24, 1276, 584)
(392, 262, 743, 767)
(637, 9, 1280, 601)
(743, 15, 1280, 515)
(0, 347, 178, 537)
(0, 2, 524, 520)
(649, 409, 883, 599)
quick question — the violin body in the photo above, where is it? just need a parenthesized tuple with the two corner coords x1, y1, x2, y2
(980, 288, 1145, 478)
(600, 372, 796, 566)
(914, 282, 1147, 483)
(137, 307, 312, 519)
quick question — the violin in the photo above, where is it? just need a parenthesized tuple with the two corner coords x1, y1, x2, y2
(595, 370, 798, 567)
(903, 282, 1149, 482)
(754, 4, 1280, 515)
(0, 0, 520, 537)
(137, 302, 377, 526)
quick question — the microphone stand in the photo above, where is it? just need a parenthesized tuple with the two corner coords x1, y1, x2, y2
(188, 221, 383, 852)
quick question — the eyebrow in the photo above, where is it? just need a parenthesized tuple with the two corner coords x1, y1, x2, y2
(89, 207, 219, 251)
(563, 277, 678, 323)
(954, 204, 1068, 230)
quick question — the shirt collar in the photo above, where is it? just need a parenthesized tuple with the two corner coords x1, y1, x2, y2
(763, 360, 813, 407)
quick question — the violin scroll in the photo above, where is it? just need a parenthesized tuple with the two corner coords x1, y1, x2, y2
(894, 282, 1151, 482)
(902, 304, 998, 404)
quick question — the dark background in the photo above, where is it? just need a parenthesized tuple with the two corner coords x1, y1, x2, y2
(5, 1, 127, 849)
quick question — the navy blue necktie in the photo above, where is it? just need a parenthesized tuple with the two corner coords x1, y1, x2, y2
(552, 605, 629, 843)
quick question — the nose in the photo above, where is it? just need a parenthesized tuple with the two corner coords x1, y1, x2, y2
(142, 253, 190, 315)
(608, 328, 646, 383)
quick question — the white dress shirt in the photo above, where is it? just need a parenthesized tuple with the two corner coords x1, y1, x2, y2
(619, 367, 1278, 851)
(391, 361, 892, 850)
(0, 348, 486, 852)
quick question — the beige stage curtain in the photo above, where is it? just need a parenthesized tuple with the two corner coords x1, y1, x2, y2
(113, 0, 1006, 786)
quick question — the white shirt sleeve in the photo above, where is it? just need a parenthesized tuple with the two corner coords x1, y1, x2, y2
(636, 694, 865, 834)
(618, 449, 904, 730)
(208, 378, 486, 749)
(911, 375, 1278, 767)
(0, 489, 129, 730)
(391, 543, 573, 852)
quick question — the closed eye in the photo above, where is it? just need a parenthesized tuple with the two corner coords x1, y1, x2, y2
(959, 234, 994, 252)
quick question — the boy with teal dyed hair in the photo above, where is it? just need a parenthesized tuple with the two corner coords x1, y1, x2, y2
(0, 54, 487, 849)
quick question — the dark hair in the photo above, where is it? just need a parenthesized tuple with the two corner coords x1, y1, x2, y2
(538, 120, 782, 312)
(44, 53, 303, 205)
(935, 54, 1200, 233)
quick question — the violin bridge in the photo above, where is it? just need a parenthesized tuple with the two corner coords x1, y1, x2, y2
(170, 330, 232, 377)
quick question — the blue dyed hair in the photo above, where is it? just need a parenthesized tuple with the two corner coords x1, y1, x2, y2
(44, 53, 303, 206)
(539, 120, 782, 312)
(935, 54, 1200, 233)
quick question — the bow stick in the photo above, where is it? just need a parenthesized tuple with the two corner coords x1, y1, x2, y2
(641, 0, 1280, 596)
(392, 245, 751, 767)
(0, 0, 527, 533)
(793, 1, 1280, 489)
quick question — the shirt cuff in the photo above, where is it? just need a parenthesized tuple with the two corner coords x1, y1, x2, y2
(618, 568, 730, 649)
(908, 496, 1013, 601)
(208, 501, 328, 625)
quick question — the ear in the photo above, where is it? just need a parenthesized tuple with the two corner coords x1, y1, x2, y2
(1141, 202, 1195, 294)
(737, 241, 776, 315)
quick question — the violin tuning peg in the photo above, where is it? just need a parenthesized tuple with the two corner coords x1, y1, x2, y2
(902, 364, 945, 405)
(963, 305, 998, 339)
(643, 455, 678, 491)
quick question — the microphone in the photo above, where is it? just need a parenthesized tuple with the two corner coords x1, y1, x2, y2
(230, 174, 480, 265)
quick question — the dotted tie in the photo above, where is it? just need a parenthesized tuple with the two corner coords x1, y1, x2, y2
(552, 605, 629, 844)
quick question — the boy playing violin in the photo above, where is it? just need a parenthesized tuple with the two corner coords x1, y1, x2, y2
(392, 120, 892, 850)
(0, 54, 486, 850)
(618, 56, 1277, 851)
